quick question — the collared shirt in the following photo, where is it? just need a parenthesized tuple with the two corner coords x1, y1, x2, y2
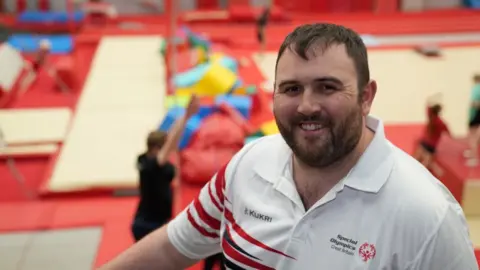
(168, 116, 478, 269)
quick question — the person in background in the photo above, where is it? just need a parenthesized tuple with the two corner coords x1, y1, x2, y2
(413, 93, 450, 169)
(256, 1, 271, 58)
(19, 39, 51, 94)
(132, 95, 199, 242)
(465, 74, 480, 167)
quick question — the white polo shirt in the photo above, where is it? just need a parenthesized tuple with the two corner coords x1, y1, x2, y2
(168, 116, 478, 269)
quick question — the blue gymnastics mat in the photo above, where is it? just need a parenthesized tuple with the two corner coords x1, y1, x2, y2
(18, 11, 85, 24)
(7, 34, 74, 54)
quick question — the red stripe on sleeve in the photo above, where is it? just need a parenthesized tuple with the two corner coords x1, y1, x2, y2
(187, 208, 218, 238)
(193, 198, 221, 231)
(214, 165, 227, 204)
(208, 181, 223, 212)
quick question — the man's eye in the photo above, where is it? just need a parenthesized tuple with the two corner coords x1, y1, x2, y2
(285, 86, 300, 93)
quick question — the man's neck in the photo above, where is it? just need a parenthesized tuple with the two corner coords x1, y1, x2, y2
(293, 126, 375, 209)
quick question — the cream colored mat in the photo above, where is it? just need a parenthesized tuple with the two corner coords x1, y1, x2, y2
(254, 47, 480, 137)
(0, 144, 58, 158)
(47, 36, 166, 192)
(0, 108, 72, 145)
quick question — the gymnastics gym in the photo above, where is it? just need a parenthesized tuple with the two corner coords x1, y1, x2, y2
(0, 0, 480, 269)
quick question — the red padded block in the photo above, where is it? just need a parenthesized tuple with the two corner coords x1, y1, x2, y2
(327, 0, 352, 12)
(376, 0, 399, 13)
(197, 0, 218, 9)
(17, 0, 26, 12)
(55, 56, 77, 91)
(351, 0, 374, 11)
(218, 103, 256, 135)
(432, 137, 472, 205)
(173, 49, 194, 73)
(311, 0, 328, 12)
(228, 5, 289, 23)
(38, 0, 50, 11)
(0, 202, 55, 232)
(249, 89, 273, 129)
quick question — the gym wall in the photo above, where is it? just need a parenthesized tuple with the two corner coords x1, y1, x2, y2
(0, 0, 467, 13)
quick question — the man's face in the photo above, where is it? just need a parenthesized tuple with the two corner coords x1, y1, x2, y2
(273, 44, 375, 168)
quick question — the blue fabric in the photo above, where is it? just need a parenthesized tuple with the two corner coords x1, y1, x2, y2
(18, 11, 84, 23)
(7, 34, 74, 54)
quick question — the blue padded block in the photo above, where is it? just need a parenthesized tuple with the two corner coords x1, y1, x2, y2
(197, 105, 217, 119)
(219, 56, 238, 73)
(159, 107, 185, 132)
(464, 0, 480, 7)
(158, 108, 206, 149)
(7, 34, 74, 54)
(18, 11, 84, 23)
(179, 115, 202, 149)
(173, 63, 210, 88)
(215, 95, 252, 119)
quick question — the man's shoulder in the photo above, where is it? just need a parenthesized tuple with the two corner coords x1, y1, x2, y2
(385, 146, 457, 225)
(225, 134, 287, 182)
(233, 134, 287, 164)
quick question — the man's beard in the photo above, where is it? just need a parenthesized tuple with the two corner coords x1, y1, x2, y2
(275, 105, 363, 168)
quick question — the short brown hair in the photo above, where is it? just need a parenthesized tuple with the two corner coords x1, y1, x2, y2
(474, 74, 480, 82)
(147, 131, 167, 151)
(275, 23, 370, 90)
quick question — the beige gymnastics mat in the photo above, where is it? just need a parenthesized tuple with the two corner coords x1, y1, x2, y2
(0, 108, 72, 145)
(47, 36, 166, 192)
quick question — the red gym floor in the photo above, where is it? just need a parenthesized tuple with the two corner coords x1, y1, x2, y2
(1, 9, 480, 269)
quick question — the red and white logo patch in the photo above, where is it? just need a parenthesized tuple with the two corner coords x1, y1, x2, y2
(358, 242, 376, 262)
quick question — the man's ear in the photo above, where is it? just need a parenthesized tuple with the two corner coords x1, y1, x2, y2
(361, 80, 377, 116)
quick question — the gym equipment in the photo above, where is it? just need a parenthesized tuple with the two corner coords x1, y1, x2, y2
(8, 34, 74, 54)
(215, 95, 252, 119)
(260, 120, 279, 136)
(18, 11, 84, 24)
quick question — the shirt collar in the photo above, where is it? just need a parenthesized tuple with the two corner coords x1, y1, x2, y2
(253, 115, 394, 193)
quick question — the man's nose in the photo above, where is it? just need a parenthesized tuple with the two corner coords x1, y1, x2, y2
(297, 89, 321, 115)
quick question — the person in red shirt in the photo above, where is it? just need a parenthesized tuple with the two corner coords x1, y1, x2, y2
(413, 100, 450, 168)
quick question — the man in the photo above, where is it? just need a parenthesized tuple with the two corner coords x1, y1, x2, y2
(100, 23, 478, 269)
(465, 74, 480, 167)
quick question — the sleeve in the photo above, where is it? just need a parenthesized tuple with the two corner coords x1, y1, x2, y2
(166, 139, 261, 260)
(405, 204, 478, 270)
(166, 163, 229, 259)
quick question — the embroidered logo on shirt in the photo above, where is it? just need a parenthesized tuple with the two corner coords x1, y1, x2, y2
(330, 234, 358, 256)
(359, 243, 376, 262)
(243, 207, 272, 222)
